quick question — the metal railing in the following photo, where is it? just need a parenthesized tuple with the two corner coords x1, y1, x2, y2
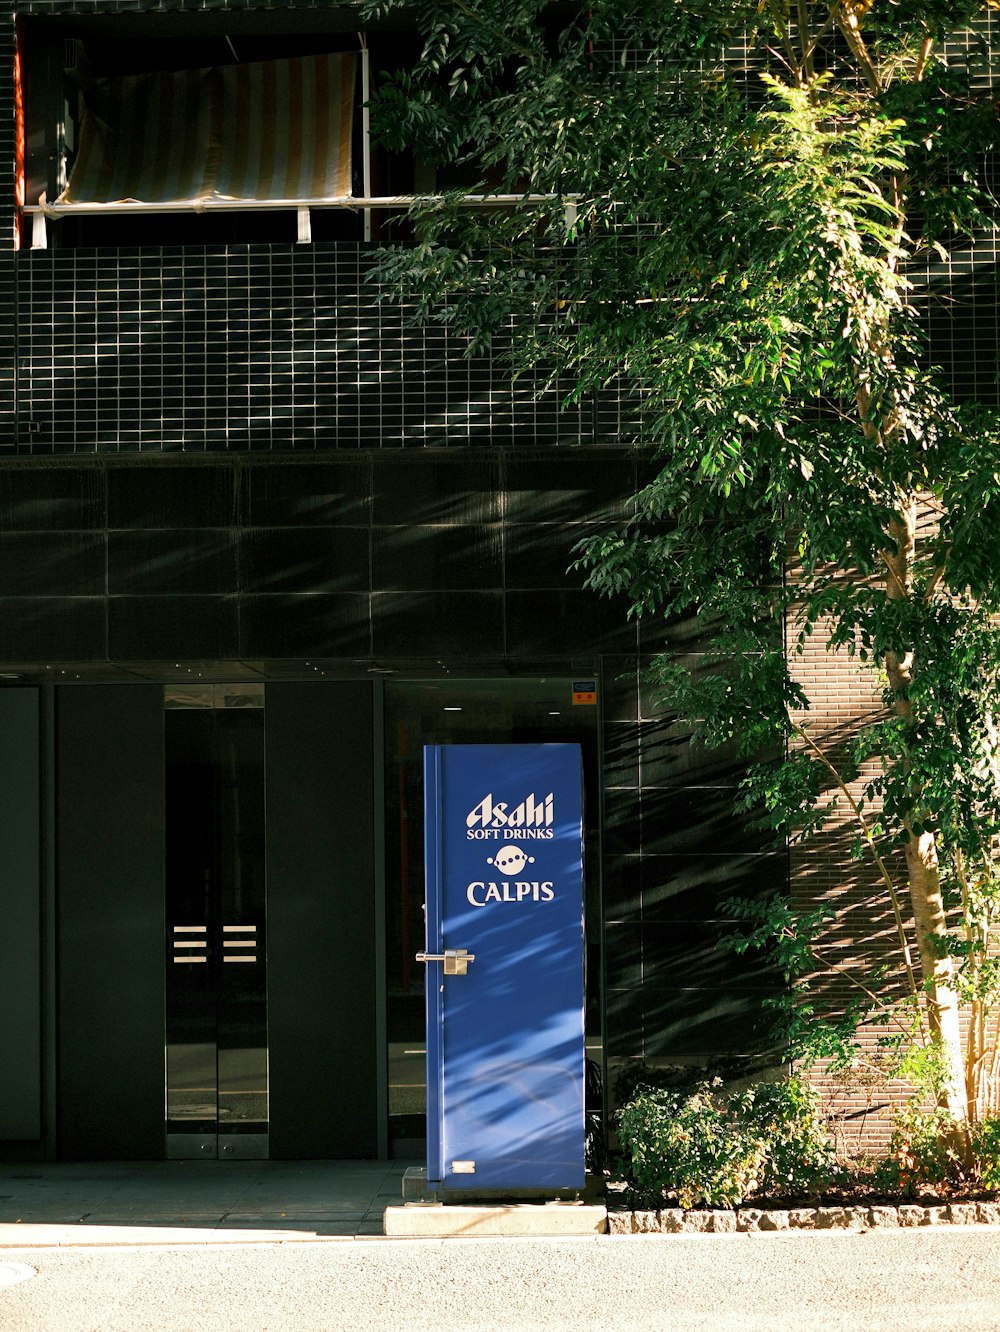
(21, 194, 575, 249)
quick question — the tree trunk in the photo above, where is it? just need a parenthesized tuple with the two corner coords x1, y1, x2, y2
(883, 503, 970, 1129)
(903, 831, 970, 1125)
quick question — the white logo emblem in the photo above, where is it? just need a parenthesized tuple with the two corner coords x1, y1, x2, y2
(487, 845, 534, 876)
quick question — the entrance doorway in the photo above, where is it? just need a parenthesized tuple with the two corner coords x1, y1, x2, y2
(382, 677, 602, 1159)
(51, 679, 377, 1163)
(164, 684, 268, 1160)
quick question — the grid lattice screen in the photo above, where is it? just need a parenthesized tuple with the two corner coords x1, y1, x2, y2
(14, 245, 590, 453)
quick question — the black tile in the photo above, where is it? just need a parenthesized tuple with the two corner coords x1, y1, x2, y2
(639, 986, 777, 1058)
(0, 468, 105, 531)
(108, 465, 236, 529)
(504, 523, 595, 590)
(506, 590, 637, 656)
(0, 596, 106, 660)
(372, 525, 502, 591)
(108, 595, 237, 660)
(638, 852, 788, 922)
(639, 788, 775, 856)
(602, 788, 641, 857)
(638, 718, 749, 787)
(0, 532, 105, 596)
(108, 530, 237, 595)
(599, 655, 641, 722)
(372, 454, 501, 525)
(243, 462, 370, 526)
(372, 590, 504, 656)
(641, 920, 783, 992)
(602, 855, 643, 922)
(602, 720, 641, 788)
(504, 452, 635, 523)
(604, 987, 645, 1058)
(240, 593, 370, 657)
(241, 528, 369, 594)
(605, 922, 644, 991)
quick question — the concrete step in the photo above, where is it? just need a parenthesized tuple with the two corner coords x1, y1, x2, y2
(384, 1202, 608, 1238)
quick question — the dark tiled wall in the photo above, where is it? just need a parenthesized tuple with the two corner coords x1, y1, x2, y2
(18, 0, 282, 9)
(0, 446, 773, 1068)
(14, 246, 589, 454)
(0, 448, 640, 663)
(600, 654, 787, 1067)
(1, 0, 787, 1074)
(14, 236, 994, 458)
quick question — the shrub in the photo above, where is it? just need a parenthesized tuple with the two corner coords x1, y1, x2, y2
(971, 1117, 1000, 1190)
(616, 1080, 763, 1209)
(873, 1107, 966, 1196)
(615, 1075, 835, 1209)
(730, 1078, 838, 1198)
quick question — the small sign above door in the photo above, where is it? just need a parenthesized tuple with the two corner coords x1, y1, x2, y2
(571, 680, 597, 706)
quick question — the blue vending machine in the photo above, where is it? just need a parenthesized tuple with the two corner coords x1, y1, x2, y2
(421, 743, 585, 1191)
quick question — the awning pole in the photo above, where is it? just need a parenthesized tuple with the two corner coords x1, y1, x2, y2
(31, 193, 47, 249)
(360, 34, 372, 243)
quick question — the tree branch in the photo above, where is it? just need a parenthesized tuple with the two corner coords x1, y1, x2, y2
(833, 3, 881, 93)
(914, 34, 935, 82)
(808, 945, 923, 1039)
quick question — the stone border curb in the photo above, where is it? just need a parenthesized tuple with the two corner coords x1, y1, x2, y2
(607, 1201, 1000, 1234)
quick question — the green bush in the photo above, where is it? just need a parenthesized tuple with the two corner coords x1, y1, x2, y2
(971, 1117, 1000, 1190)
(873, 1107, 966, 1196)
(615, 1075, 835, 1209)
(616, 1080, 763, 1209)
(730, 1078, 838, 1198)
(872, 1108, 1000, 1195)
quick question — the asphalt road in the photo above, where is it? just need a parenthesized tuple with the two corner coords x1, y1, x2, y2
(2, 1228, 999, 1332)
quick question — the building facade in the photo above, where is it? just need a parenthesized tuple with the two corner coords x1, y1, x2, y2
(1, 1, 993, 1166)
(0, 0, 788, 1165)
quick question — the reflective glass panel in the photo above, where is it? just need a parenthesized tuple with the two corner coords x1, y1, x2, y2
(165, 699, 267, 1150)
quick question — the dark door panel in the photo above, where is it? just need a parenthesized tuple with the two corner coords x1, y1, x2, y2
(266, 682, 378, 1160)
(57, 685, 165, 1160)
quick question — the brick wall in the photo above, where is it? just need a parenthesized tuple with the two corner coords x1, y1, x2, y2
(788, 610, 931, 1154)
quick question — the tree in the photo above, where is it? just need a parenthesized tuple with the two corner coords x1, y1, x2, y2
(364, 0, 1000, 1139)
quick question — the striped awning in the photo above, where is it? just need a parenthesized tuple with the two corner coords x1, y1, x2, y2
(58, 53, 356, 206)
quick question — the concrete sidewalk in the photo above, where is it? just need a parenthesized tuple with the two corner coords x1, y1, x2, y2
(0, 1160, 413, 1246)
(7, 1227, 1000, 1331)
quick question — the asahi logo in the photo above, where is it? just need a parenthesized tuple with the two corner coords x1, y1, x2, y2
(465, 792, 555, 841)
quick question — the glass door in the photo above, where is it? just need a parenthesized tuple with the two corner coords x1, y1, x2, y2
(165, 684, 268, 1159)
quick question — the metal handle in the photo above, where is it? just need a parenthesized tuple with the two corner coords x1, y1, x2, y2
(416, 948, 476, 976)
